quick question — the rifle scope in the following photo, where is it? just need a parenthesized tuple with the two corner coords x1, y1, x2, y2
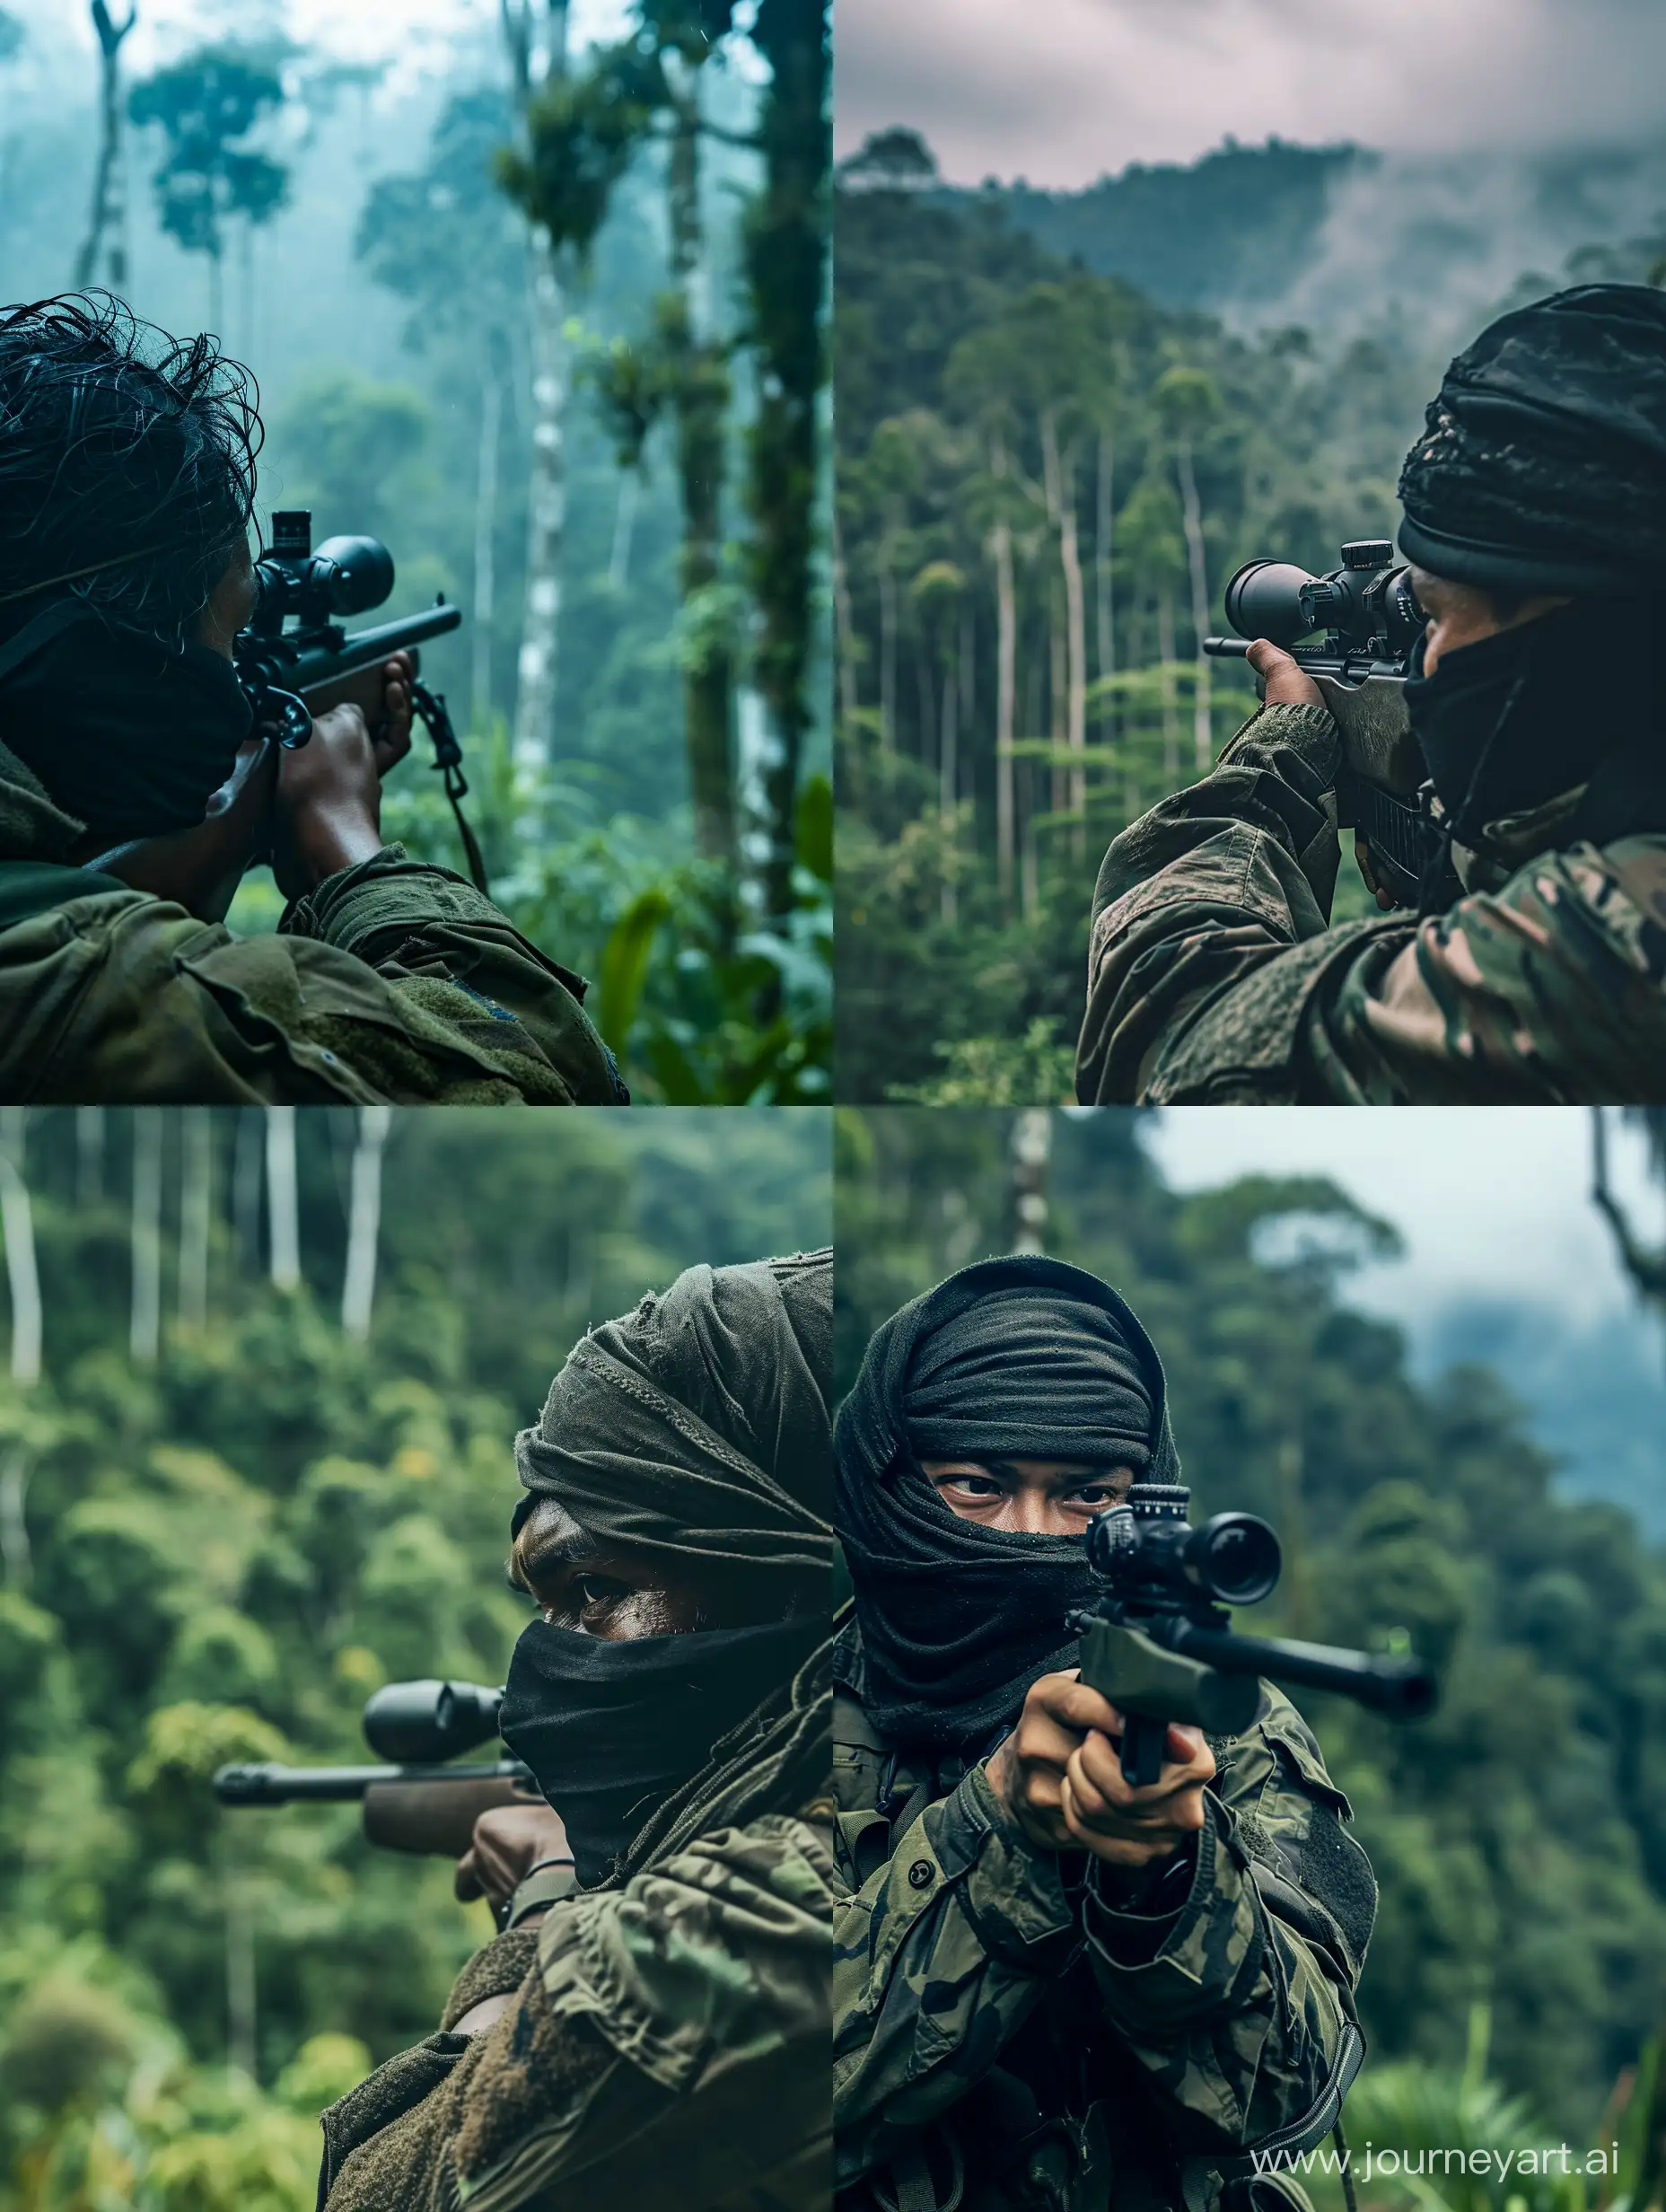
(1217, 541, 1425, 662)
(251, 510, 395, 631)
(361, 1679, 504, 1765)
(1085, 1485, 1282, 1608)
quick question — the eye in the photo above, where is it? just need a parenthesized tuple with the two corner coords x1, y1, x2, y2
(574, 1573, 632, 1610)
(938, 1471, 1002, 1498)
(1069, 1481, 1116, 1508)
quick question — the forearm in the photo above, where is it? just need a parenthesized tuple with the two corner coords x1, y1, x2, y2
(1076, 704, 1347, 1103)
(833, 1761, 1082, 2181)
(281, 845, 625, 1103)
(1082, 1794, 1360, 2155)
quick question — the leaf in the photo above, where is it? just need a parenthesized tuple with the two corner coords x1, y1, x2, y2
(595, 886, 672, 1052)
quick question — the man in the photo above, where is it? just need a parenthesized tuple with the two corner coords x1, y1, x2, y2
(318, 1251, 834, 2212)
(1076, 282, 1666, 1104)
(833, 1256, 1374, 2212)
(0, 294, 623, 1102)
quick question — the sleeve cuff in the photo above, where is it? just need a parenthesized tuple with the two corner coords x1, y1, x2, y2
(1217, 700, 1343, 785)
(940, 1760, 1086, 1974)
(1083, 1794, 1263, 2010)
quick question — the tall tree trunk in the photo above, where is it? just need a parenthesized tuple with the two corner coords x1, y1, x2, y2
(265, 1107, 300, 1293)
(130, 1111, 162, 1365)
(471, 352, 504, 732)
(341, 1108, 393, 1342)
(76, 1104, 105, 1207)
(1040, 412, 1087, 858)
(0, 1109, 40, 1390)
(1176, 435, 1213, 770)
(667, 74, 735, 865)
(1095, 426, 1115, 757)
(1048, 599, 1067, 823)
(506, 0, 572, 778)
(878, 544, 898, 754)
(992, 513, 1017, 911)
(745, 0, 829, 929)
(939, 645, 958, 926)
(179, 1108, 213, 1330)
(232, 1109, 263, 1276)
(832, 505, 858, 736)
(607, 467, 638, 592)
(224, 1833, 258, 2079)
(74, 0, 136, 291)
(1009, 1108, 1052, 1254)
(1158, 589, 1179, 784)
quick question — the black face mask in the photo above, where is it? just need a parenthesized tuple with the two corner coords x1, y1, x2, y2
(0, 605, 252, 844)
(498, 1613, 828, 1888)
(1402, 598, 1664, 848)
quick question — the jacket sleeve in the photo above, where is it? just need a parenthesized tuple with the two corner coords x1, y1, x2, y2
(832, 1694, 1371, 2190)
(320, 1816, 832, 2212)
(1074, 705, 1666, 1104)
(19, 846, 625, 1103)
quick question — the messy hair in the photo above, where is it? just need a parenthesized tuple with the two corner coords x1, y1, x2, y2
(0, 292, 262, 649)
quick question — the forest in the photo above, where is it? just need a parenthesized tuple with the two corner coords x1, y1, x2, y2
(0, 0, 830, 1102)
(0, 1104, 829, 2209)
(831, 128, 1666, 1103)
(838, 1105, 1666, 2212)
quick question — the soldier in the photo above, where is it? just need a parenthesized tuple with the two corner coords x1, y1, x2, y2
(0, 294, 623, 1102)
(833, 1255, 1375, 2212)
(317, 1251, 835, 2212)
(1076, 283, 1666, 1104)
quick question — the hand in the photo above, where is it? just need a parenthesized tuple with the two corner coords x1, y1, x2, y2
(270, 656, 415, 899)
(987, 1669, 1215, 1870)
(454, 1803, 573, 1915)
(1246, 637, 1325, 710)
(300, 650, 416, 779)
(74, 733, 279, 923)
(1354, 833, 1399, 912)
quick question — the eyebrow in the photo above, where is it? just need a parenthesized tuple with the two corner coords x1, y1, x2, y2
(513, 1528, 604, 1580)
(929, 1462, 1122, 1485)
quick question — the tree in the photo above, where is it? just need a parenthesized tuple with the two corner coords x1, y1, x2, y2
(744, 0, 831, 932)
(74, 0, 137, 293)
(128, 46, 290, 330)
(1154, 362, 1223, 771)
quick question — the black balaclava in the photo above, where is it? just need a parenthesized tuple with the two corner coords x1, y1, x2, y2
(1396, 284, 1666, 851)
(834, 1254, 1179, 1752)
(1402, 599, 1666, 848)
(0, 598, 252, 845)
(498, 1250, 833, 1889)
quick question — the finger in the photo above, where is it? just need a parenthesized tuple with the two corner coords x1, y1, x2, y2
(1030, 1672, 1126, 1743)
(1244, 637, 1298, 678)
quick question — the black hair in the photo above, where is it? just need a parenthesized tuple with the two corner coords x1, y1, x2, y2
(0, 292, 262, 650)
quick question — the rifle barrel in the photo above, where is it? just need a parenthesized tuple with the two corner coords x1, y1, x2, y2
(213, 1757, 526, 1806)
(1159, 1618, 1438, 1718)
(290, 602, 463, 691)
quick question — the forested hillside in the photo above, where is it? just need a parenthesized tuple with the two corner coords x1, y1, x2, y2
(0, 1106, 829, 2210)
(838, 1107, 1666, 2197)
(834, 134, 1666, 1102)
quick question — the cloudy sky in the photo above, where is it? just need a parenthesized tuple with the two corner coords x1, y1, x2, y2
(835, 0, 1666, 188)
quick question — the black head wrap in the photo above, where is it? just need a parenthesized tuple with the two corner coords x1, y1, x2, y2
(1398, 284, 1666, 594)
(504, 1251, 833, 1886)
(834, 1255, 1179, 1752)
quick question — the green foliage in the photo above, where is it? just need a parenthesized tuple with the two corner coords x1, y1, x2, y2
(495, 45, 660, 260)
(837, 1110, 1666, 2141)
(269, 374, 432, 549)
(0, 1107, 829, 2207)
(833, 171, 1437, 1100)
(129, 47, 289, 264)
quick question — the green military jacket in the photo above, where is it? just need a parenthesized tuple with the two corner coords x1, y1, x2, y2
(833, 1670, 1373, 2212)
(1075, 700, 1666, 1103)
(0, 739, 624, 1103)
(319, 1813, 834, 2212)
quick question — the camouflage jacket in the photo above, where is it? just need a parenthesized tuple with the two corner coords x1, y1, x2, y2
(318, 1814, 834, 2212)
(832, 1676, 1373, 2212)
(1075, 701, 1666, 1103)
(0, 740, 624, 1104)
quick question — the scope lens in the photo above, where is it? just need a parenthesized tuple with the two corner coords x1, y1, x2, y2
(313, 534, 395, 616)
(1223, 560, 1322, 649)
(1190, 1513, 1281, 1604)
